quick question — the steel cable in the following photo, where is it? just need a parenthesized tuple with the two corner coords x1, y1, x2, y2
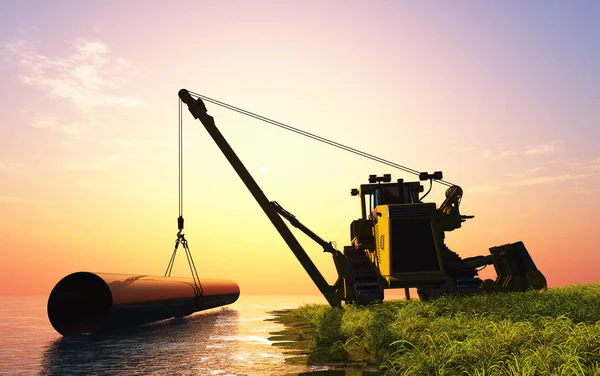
(187, 90, 455, 187)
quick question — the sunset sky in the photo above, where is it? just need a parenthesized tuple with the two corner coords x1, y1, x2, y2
(1, 1, 599, 297)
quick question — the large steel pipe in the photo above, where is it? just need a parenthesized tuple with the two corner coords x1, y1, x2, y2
(47, 272, 240, 336)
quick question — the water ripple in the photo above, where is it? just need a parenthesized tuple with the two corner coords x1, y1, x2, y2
(0, 295, 330, 375)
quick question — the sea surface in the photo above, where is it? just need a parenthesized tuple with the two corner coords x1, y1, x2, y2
(0, 294, 347, 376)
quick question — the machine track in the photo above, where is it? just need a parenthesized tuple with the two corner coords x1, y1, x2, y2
(417, 243, 483, 301)
(344, 247, 383, 305)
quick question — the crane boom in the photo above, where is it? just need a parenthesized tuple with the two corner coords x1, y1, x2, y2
(178, 89, 341, 307)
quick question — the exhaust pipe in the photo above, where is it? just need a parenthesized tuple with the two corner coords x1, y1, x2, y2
(47, 272, 240, 336)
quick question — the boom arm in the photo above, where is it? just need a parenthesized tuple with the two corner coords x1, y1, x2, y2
(438, 185, 474, 231)
(178, 89, 341, 307)
(271, 201, 336, 253)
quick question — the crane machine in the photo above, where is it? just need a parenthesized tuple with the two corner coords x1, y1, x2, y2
(177, 89, 547, 307)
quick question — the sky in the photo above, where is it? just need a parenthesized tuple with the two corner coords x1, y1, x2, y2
(0, 1, 599, 297)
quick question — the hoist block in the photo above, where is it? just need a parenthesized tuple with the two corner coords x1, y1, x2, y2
(47, 272, 240, 336)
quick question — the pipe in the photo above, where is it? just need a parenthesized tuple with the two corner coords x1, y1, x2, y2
(47, 272, 240, 336)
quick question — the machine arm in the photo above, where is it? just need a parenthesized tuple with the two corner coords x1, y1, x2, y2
(271, 201, 336, 254)
(178, 89, 341, 307)
(438, 185, 474, 231)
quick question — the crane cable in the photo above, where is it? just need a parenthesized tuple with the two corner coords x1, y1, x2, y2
(164, 98, 203, 298)
(187, 90, 455, 188)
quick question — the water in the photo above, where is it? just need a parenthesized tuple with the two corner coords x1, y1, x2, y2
(0, 294, 344, 375)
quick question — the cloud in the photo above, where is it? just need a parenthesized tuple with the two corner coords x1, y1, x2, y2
(5, 39, 143, 112)
(569, 157, 600, 172)
(481, 141, 559, 160)
(481, 149, 518, 160)
(574, 188, 598, 195)
(471, 170, 598, 194)
(524, 142, 558, 155)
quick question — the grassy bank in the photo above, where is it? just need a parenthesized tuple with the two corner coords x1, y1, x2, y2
(272, 284, 600, 375)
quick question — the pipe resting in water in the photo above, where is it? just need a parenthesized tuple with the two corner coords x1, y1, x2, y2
(47, 272, 240, 336)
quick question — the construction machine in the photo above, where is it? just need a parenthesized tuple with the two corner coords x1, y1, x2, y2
(178, 89, 547, 307)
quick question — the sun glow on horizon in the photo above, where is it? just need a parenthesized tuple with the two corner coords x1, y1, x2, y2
(1, 1, 599, 296)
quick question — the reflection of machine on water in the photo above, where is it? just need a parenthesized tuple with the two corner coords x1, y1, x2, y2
(178, 88, 547, 307)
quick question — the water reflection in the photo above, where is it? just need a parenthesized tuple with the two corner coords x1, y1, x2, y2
(40, 309, 238, 375)
(27, 295, 378, 375)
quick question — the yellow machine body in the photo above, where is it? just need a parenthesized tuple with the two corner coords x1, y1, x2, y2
(371, 203, 447, 288)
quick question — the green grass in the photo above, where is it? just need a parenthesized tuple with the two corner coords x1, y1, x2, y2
(278, 284, 600, 375)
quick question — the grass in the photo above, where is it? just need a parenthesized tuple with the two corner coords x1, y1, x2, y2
(272, 284, 600, 375)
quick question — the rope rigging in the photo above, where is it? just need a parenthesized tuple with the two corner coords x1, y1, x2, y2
(187, 90, 455, 188)
(164, 98, 203, 298)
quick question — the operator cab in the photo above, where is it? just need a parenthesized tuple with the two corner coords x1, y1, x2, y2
(351, 174, 424, 220)
(374, 185, 414, 206)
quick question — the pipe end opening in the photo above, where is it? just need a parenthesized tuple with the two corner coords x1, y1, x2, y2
(47, 272, 112, 336)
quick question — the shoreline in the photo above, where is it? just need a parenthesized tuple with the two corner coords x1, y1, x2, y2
(267, 309, 382, 375)
(265, 284, 600, 375)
